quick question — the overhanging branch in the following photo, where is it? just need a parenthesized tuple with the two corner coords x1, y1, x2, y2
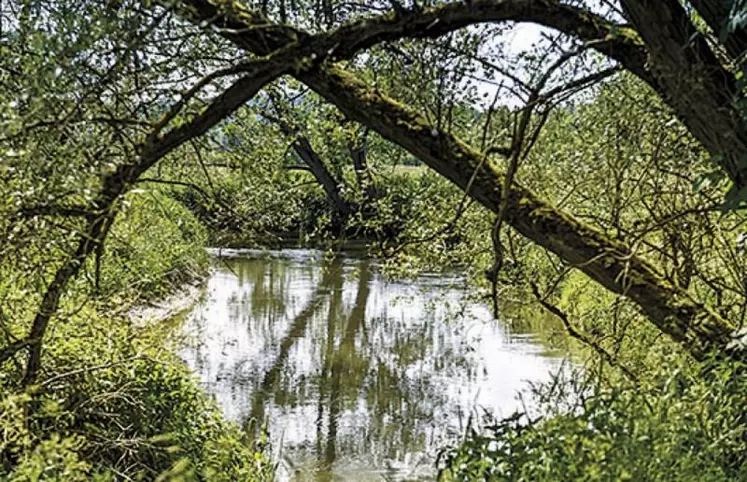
(175, 0, 741, 359)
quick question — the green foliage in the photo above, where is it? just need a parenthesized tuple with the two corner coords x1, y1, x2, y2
(1, 393, 92, 481)
(429, 73, 747, 481)
(439, 357, 747, 481)
(1, 1, 745, 480)
(4, 419, 94, 482)
(95, 191, 209, 300)
(1, 348, 272, 481)
(365, 168, 492, 277)
(0, 191, 270, 481)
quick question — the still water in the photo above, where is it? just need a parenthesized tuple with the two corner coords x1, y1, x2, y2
(179, 249, 565, 481)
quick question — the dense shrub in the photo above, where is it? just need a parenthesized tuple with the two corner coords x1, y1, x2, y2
(1, 350, 272, 481)
(93, 191, 210, 300)
(438, 357, 747, 481)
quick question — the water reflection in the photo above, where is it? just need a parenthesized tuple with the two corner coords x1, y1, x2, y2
(180, 249, 565, 481)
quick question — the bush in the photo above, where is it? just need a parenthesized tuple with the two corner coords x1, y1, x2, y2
(438, 357, 747, 481)
(1, 344, 272, 480)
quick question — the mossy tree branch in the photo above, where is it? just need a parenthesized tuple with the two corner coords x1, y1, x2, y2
(182, 0, 747, 189)
(176, 0, 741, 359)
(296, 64, 737, 360)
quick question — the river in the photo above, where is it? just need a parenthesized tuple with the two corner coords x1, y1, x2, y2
(178, 249, 565, 481)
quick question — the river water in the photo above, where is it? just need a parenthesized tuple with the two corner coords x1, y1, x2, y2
(179, 249, 565, 481)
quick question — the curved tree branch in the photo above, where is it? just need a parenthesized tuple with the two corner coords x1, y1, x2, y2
(184, 0, 747, 190)
(181, 0, 651, 83)
(175, 1, 740, 359)
(17, 56, 290, 385)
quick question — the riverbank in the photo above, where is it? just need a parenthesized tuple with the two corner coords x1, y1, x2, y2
(0, 196, 274, 481)
(209, 231, 376, 253)
(129, 277, 205, 327)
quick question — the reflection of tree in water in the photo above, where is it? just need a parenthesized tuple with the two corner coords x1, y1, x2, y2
(222, 255, 301, 322)
(315, 261, 371, 478)
(245, 257, 344, 432)
(238, 255, 476, 478)
(357, 305, 470, 467)
(181, 252, 561, 480)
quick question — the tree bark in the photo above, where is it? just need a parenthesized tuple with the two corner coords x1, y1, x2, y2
(347, 128, 378, 201)
(293, 136, 351, 216)
(621, 0, 747, 190)
(262, 107, 352, 216)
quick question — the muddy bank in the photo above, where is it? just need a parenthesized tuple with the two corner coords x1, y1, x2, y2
(128, 279, 206, 326)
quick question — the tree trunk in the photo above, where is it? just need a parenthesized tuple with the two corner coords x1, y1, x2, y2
(293, 136, 351, 216)
(347, 128, 378, 201)
(622, 0, 747, 191)
(262, 102, 352, 217)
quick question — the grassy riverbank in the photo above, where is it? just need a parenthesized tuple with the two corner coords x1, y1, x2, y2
(0, 192, 272, 481)
(3, 184, 745, 481)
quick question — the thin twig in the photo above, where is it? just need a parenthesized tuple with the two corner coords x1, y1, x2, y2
(529, 281, 638, 382)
